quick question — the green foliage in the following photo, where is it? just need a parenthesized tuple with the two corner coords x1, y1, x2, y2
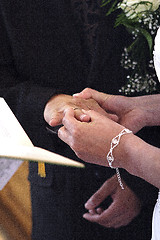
(101, 0, 160, 95)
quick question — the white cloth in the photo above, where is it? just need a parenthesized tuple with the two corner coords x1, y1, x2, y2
(151, 191, 160, 240)
(152, 27, 160, 240)
(154, 27, 160, 82)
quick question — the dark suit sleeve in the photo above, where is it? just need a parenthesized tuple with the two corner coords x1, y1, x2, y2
(0, 8, 62, 143)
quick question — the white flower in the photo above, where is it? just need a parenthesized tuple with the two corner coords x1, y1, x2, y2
(119, 0, 160, 19)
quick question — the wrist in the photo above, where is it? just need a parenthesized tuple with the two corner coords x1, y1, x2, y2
(117, 133, 145, 176)
(113, 132, 139, 171)
(106, 128, 133, 190)
(136, 94, 160, 127)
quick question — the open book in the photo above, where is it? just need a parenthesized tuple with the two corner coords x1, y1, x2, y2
(0, 98, 84, 190)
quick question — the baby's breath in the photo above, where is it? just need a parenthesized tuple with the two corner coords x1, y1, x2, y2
(102, 0, 160, 95)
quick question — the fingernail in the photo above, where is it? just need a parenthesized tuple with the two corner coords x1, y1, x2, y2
(73, 93, 80, 97)
(81, 109, 87, 113)
(80, 114, 87, 119)
(82, 109, 90, 114)
(80, 115, 91, 123)
(85, 201, 93, 209)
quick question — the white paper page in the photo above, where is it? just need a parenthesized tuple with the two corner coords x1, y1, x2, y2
(0, 98, 33, 146)
(0, 98, 84, 190)
(0, 98, 33, 190)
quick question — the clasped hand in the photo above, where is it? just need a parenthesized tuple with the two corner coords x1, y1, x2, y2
(57, 88, 160, 167)
(44, 93, 111, 126)
(43, 90, 144, 229)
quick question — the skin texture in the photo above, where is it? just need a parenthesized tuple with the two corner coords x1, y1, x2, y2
(43, 93, 142, 229)
(58, 88, 160, 188)
(83, 175, 141, 229)
(44, 94, 114, 126)
(73, 88, 160, 133)
(55, 89, 160, 228)
(58, 108, 125, 166)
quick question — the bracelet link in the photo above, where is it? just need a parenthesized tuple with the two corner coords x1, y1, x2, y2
(106, 128, 132, 189)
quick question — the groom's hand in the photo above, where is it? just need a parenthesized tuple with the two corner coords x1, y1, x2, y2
(44, 94, 111, 127)
(73, 88, 151, 133)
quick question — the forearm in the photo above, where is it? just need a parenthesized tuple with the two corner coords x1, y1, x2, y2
(104, 94, 160, 127)
(134, 94, 160, 127)
(116, 133, 160, 189)
(76, 89, 160, 130)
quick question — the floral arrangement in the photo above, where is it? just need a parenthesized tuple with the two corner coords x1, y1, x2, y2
(102, 0, 160, 95)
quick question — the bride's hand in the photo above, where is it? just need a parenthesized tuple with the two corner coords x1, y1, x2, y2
(58, 108, 129, 167)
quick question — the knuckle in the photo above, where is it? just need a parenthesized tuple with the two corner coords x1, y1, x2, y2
(71, 126, 80, 137)
(57, 128, 62, 138)
(84, 87, 91, 92)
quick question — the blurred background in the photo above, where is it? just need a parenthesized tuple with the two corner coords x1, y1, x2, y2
(0, 162, 31, 240)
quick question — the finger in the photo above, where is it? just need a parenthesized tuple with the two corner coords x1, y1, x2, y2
(83, 199, 123, 227)
(83, 208, 104, 221)
(73, 92, 119, 122)
(49, 112, 63, 126)
(73, 88, 93, 99)
(83, 207, 116, 227)
(96, 207, 104, 215)
(88, 209, 97, 215)
(73, 88, 111, 108)
(85, 202, 119, 226)
(85, 177, 115, 210)
(58, 126, 70, 145)
(62, 109, 100, 134)
(84, 102, 118, 122)
(83, 212, 101, 223)
(49, 106, 91, 126)
(83, 211, 123, 229)
(85, 99, 118, 121)
(62, 108, 80, 133)
(73, 108, 91, 122)
(82, 109, 107, 122)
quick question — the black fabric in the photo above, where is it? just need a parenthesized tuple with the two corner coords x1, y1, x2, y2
(0, 1, 159, 240)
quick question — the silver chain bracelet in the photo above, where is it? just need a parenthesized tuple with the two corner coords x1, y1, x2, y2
(107, 128, 132, 190)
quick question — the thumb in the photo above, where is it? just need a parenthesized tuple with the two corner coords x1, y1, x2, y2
(73, 88, 93, 99)
(73, 88, 111, 107)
